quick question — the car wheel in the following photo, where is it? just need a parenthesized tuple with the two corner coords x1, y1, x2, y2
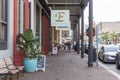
(116, 59, 120, 69)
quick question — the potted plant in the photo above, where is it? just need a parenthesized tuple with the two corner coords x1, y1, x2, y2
(18, 29, 42, 72)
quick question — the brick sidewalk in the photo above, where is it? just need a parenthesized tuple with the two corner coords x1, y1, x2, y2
(19, 50, 120, 80)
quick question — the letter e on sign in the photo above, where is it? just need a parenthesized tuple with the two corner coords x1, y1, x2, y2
(55, 12, 65, 22)
(51, 10, 70, 26)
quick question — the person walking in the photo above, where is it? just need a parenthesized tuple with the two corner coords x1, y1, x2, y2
(67, 42, 71, 52)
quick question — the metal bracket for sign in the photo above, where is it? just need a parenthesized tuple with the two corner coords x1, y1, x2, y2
(36, 55, 46, 72)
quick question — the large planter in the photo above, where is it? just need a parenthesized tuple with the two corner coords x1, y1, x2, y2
(23, 58, 37, 72)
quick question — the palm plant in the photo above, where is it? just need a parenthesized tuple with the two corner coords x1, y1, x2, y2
(18, 29, 42, 59)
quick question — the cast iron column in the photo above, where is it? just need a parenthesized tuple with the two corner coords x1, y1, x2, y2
(77, 19, 80, 54)
(81, 6, 85, 58)
(88, 0, 93, 67)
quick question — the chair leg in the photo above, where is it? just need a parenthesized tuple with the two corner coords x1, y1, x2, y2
(21, 70, 25, 77)
(0, 75, 7, 80)
(10, 77, 12, 80)
(4, 75, 8, 80)
(6, 75, 12, 80)
(8, 75, 16, 80)
(5, 75, 10, 80)
(17, 72, 19, 80)
(20, 69, 25, 77)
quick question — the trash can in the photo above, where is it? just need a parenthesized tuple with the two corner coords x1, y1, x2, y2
(93, 48, 97, 62)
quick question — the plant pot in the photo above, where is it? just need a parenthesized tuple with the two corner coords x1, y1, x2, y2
(23, 58, 37, 72)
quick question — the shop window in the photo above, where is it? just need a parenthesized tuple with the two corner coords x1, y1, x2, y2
(36, 4, 40, 42)
(29, 2, 31, 29)
(16, 0, 25, 50)
(0, 0, 7, 50)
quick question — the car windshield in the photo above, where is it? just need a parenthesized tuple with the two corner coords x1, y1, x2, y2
(104, 46, 118, 52)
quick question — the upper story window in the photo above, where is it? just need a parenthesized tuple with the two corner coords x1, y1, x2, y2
(0, 0, 8, 50)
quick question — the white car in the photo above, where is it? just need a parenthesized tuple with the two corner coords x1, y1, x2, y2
(98, 45, 119, 62)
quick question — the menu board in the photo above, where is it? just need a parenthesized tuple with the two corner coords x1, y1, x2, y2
(36, 55, 46, 72)
(52, 47, 58, 54)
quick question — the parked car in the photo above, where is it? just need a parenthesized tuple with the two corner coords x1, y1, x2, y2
(98, 45, 119, 63)
(116, 50, 120, 69)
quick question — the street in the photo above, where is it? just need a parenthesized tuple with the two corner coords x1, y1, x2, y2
(85, 52, 120, 78)
(99, 61, 120, 79)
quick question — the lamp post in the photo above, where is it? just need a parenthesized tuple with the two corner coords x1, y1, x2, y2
(81, 6, 85, 58)
(88, 0, 93, 67)
(77, 19, 80, 54)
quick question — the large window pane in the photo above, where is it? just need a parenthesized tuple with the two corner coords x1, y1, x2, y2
(0, 24, 7, 50)
(36, 4, 40, 42)
(0, 0, 7, 50)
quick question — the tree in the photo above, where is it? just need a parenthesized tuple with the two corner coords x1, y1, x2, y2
(100, 32, 108, 42)
(100, 32, 118, 44)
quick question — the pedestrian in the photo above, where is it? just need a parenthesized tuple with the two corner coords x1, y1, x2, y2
(67, 42, 71, 52)
(57, 43, 60, 56)
(63, 43, 66, 50)
(74, 44, 77, 51)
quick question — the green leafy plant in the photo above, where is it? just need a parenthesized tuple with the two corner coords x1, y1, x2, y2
(17, 29, 42, 59)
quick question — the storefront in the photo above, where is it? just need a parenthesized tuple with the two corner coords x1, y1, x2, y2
(13, 0, 53, 65)
(0, 0, 53, 66)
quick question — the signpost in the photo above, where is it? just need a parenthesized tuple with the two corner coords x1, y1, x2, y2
(52, 47, 58, 54)
(36, 55, 46, 72)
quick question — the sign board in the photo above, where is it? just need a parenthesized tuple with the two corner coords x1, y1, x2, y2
(52, 47, 58, 54)
(56, 26, 71, 31)
(36, 55, 46, 72)
(51, 10, 70, 26)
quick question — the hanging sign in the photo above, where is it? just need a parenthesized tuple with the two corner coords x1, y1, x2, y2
(51, 10, 70, 26)
(56, 26, 71, 31)
(36, 55, 46, 72)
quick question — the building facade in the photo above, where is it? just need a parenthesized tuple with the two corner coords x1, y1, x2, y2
(0, 0, 54, 65)
(97, 22, 120, 44)
(0, 0, 88, 65)
(97, 22, 120, 34)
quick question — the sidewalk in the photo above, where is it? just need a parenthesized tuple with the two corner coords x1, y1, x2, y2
(19, 50, 120, 80)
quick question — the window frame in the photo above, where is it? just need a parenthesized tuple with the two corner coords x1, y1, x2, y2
(0, 0, 8, 50)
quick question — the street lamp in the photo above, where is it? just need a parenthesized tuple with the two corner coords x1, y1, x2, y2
(88, 0, 93, 67)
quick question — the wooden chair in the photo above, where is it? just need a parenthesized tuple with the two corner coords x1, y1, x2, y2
(0, 59, 9, 80)
(4, 57, 24, 76)
(0, 59, 19, 80)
